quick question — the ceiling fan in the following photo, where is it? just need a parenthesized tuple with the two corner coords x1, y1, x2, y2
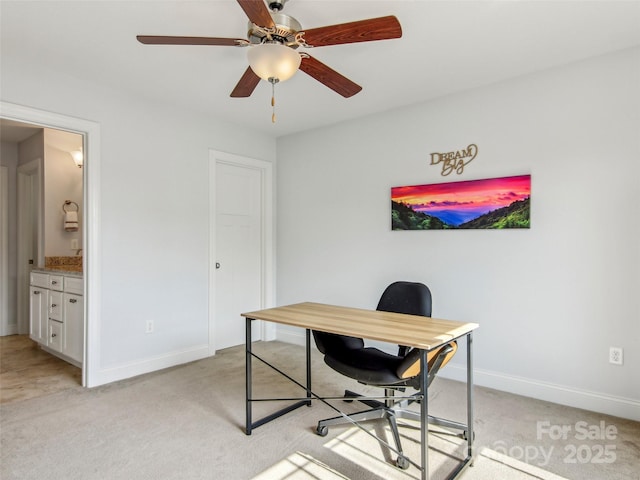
(137, 0, 402, 100)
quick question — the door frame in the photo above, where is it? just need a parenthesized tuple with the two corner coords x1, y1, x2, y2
(0, 101, 101, 388)
(0, 166, 9, 336)
(208, 149, 275, 355)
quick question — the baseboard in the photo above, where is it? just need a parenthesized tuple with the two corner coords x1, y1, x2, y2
(2, 325, 18, 336)
(275, 327, 640, 421)
(436, 364, 640, 422)
(87, 344, 211, 387)
(41, 344, 81, 368)
(276, 327, 307, 347)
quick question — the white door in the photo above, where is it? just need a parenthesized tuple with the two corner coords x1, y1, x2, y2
(17, 158, 43, 335)
(214, 161, 263, 350)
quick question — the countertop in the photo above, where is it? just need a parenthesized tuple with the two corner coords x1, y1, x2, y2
(32, 267, 83, 277)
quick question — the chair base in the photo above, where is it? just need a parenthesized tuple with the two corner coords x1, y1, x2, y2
(315, 389, 469, 469)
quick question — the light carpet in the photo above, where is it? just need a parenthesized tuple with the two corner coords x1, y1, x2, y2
(2, 341, 637, 480)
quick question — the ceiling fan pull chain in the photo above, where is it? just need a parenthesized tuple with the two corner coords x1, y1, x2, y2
(269, 77, 279, 123)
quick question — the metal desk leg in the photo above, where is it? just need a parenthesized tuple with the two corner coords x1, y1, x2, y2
(245, 320, 313, 434)
(306, 329, 312, 406)
(420, 349, 429, 480)
(245, 317, 253, 435)
(467, 332, 474, 461)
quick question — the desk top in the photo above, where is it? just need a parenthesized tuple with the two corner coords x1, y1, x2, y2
(242, 302, 478, 350)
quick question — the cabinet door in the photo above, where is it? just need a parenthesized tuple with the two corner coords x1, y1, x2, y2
(63, 293, 84, 364)
(48, 320, 63, 353)
(29, 286, 48, 344)
(49, 290, 63, 321)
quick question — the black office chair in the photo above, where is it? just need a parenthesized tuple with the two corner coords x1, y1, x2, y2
(312, 281, 465, 469)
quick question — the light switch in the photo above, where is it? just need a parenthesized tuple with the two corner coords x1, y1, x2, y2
(71, 238, 79, 250)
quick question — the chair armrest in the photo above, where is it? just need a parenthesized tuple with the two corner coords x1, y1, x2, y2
(396, 342, 458, 381)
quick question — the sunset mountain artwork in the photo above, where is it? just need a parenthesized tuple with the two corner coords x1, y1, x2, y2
(391, 175, 531, 230)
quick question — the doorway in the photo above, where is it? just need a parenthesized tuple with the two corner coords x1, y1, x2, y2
(209, 150, 275, 353)
(0, 101, 101, 387)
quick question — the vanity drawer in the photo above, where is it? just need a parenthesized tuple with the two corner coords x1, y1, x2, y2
(48, 275, 64, 291)
(64, 277, 84, 295)
(31, 272, 49, 289)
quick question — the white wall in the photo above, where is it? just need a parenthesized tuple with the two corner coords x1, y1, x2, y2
(44, 132, 84, 257)
(17, 130, 44, 168)
(1, 53, 276, 385)
(276, 47, 640, 420)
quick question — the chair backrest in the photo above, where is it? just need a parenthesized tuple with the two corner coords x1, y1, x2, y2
(313, 281, 431, 356)
(376, 281, 432, 317)
(377, 282, 457, 385)
(376, 281, 432, 357)
(313, 281, 457, 388)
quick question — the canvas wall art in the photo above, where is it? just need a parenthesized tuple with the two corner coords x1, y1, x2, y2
(391, 175, 531, 230)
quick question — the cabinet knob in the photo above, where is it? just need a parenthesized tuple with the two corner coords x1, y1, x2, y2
(34, 290, 40, 295)
(69, 299, 77, 304)
(51, 281, 58, 285)
(51, 304, 57, 308)
(51, 333, 57, 338)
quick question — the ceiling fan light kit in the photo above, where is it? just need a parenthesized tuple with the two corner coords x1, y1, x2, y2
(137, 0, 402, 121)
(247, 42, 301, 82)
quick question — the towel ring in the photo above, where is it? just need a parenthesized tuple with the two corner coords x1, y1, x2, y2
(62, 200, 79, 213)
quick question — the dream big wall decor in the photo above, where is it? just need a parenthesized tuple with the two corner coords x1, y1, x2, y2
(430, 143, 478, 176)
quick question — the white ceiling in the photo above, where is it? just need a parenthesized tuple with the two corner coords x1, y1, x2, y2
(0, 118, 83, 152)
(0, 119, 42, 143)
(2, 1, 639, 138)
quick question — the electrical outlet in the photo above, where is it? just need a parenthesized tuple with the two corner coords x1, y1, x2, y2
(145, 320, 154, 334)
(609, 347, 623, 365)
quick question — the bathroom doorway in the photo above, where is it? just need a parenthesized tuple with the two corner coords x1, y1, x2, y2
(0, 101, 101, 388)
(1, 119, 84, 396)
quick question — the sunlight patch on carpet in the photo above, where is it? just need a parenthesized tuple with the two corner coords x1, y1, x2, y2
(252, 451, 350, 480)
(322, 426, 571, 480)
(477, 447, 569, 480)
(324, 426, 463, 479)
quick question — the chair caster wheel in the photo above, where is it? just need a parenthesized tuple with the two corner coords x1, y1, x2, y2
(316, 425, 328, 437)
(462, 430, 476, 441)
(396, 455, 410, 470)
(343, 391, 356, 403)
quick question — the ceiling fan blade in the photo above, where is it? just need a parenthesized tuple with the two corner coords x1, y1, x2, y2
(301, 15, 402, 47)
(137, 36, 244, 46)
(237, 0, 275, 28)
(230, 67, 261, 97)
(299, 55, 362, 98)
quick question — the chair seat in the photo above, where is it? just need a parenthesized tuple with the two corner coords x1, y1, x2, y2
(324, 347, 405, 386)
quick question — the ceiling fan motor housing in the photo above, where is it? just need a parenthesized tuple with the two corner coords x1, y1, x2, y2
(247, 12, 301, 48)
(268, 0, 288, 12)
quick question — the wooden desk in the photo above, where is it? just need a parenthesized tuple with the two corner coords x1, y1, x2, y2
(242, 302, 479, 480)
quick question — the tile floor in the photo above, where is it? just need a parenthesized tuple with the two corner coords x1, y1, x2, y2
(0, 334, 81, 404)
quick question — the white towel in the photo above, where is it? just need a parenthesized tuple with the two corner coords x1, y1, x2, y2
(64, 211, 79, 231)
